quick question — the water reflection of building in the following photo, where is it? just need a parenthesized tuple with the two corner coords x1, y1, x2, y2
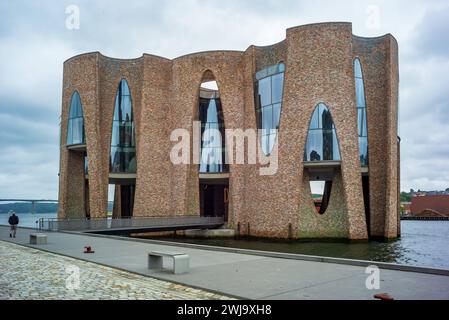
(58, 22, 400, 240)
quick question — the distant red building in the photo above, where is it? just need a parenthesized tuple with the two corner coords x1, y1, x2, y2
(410, 195, 449, 217)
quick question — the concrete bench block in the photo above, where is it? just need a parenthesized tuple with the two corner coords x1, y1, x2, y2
(30, 233, 47, 245)
(148, 251, 190, 274)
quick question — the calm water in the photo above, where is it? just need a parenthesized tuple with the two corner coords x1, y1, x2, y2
(141, 221, 449, 270)
(2, 214, 448, 270)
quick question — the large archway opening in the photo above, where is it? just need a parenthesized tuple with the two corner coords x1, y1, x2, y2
(198, 74, 229, 221)
(310, 180, 333, 215)
(109, 79, 136, 218)
(303, 103, 341, 215)
(110, 182, 135, 218)
(354, 58, 371, 235)
(66, 91, 90, 218)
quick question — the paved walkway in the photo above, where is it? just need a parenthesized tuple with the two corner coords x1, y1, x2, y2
(0, 240, 229, 300)
(1, 226, 449, 300)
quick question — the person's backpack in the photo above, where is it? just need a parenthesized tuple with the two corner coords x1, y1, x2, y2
(9, 215, 18, 225)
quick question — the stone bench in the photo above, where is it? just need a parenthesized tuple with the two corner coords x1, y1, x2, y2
(30, 233, 47, 245)
(148, 251, 190, 274)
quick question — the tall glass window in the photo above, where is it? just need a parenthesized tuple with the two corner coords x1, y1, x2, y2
(110, 79, 136, 173)
(199, 88, 228, 173)
(255, 63, 285, 155)
(354, 58, 368, 166)
(67, 91, 85, 146)
(304, 103, 341, 162)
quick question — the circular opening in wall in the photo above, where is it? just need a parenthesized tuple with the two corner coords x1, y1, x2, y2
(309, 180, 333, 215)
(200, 80, 218, 91)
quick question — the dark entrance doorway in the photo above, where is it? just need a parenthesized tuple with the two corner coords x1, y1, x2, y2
(111, 182, 136, 219)
(84, 179, 90, 219)
(362, 175, 370, 236)
(200, 180, 229, 221)
(120, 184, 135, 218)
(83, 152, 90, 219)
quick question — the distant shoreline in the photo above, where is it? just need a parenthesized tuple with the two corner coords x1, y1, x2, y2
(0, 212, 57, 214)
(0, 202, 112, 214)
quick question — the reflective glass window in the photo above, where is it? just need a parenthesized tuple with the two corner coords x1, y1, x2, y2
(359, 136, 368, 166)
(110, 79, 136, 173)
(263, 105, 273, 130)
(67, 91, 85, 146)
(361, 108, 368, 137)
(309, 106, 320, 129)
(304, 103, 341, 162)
(354, 58, 369, 166)
(357, 108, 363, 136)
(254, 63, 285, 155)
(84, 153, 88, 175)
(272, 103, 281, 129)
(258, 77, 271, 107)
(354, 59, 362, 78)
(271, 73, 284, 104)
(355, 78, 366, 108)
(199, 93, 228, 173)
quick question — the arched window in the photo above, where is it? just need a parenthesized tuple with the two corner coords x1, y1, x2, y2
(110, 79, 136, 173)
(67, 91, 85, 146)
(304, 103, 341, 162)
(199, 80, 227, 173)
(255, 63, 285, 155)
(354, 58, 368, 166)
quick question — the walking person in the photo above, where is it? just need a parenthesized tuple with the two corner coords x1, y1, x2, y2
(8, 213, 19, 238)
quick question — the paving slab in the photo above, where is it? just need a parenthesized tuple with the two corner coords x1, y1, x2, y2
(1, 226, 449, 300)
(0, 240, 230, 300)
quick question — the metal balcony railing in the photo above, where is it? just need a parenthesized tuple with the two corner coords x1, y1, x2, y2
(38, 216, 224, 232)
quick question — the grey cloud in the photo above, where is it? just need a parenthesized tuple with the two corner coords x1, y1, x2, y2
(0, 0, 448, 198)
(409, 6, 449, 59)
(0, 114, 58, 147)
(398, 4, 449, 191)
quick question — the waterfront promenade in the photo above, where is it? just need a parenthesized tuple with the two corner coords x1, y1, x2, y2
(1, 226, 449, 300)
(0, 240, 229, 300)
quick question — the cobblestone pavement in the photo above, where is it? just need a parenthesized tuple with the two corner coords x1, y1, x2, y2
(0, 241, 231, 300)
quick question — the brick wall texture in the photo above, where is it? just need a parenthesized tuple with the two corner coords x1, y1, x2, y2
(58, 22, 400, 240)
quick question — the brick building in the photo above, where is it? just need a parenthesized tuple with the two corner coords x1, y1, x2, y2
(411, 195, 449, 217)
(58, 22, 400, 240)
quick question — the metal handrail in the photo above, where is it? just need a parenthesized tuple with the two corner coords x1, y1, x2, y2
(38, 216, 224, 232)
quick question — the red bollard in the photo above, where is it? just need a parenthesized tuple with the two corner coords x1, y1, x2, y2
(83, 246, 95, 254)
(374, 293, 394, 301)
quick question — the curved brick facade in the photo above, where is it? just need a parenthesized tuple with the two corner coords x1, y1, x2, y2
(58, 22, 400, 240)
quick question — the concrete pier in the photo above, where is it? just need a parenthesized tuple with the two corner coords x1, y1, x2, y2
(1, 226, 449, 300)
(184, 228, 235, 238)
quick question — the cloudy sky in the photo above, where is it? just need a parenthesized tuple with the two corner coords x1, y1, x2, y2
(0, 0, 448, 199)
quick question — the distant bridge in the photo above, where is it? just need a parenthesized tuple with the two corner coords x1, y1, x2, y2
(0, 199, 58, 215)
